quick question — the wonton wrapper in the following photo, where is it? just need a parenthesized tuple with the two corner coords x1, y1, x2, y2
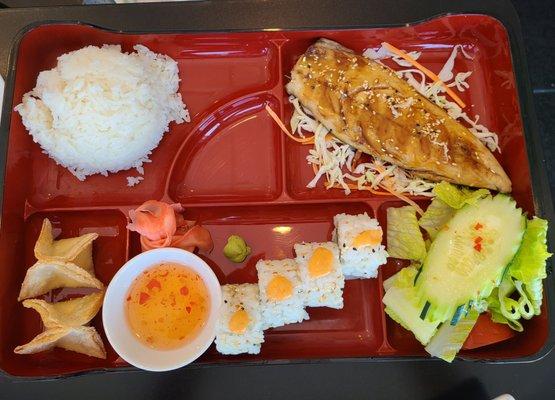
(14, 326, 106, 359)
(22, 292, 104, 329)
(18, 261, 104, 301)
(34, 219, 99, 275)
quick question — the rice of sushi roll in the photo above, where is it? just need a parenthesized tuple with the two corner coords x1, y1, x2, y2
(215, 284, 264, 355)
(256, 259, 309, 329)
(333, 213, 388, 279)
(294, 242, 344, 309)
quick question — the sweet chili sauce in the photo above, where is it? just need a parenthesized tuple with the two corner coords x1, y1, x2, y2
(126, 263, 210, 350)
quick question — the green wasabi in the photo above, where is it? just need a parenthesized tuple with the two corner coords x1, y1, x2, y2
(223, 235, 251, 263)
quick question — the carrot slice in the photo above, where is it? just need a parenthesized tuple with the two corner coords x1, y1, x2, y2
(380, 183, 424, 215)
(352, 150, 362, 165)
(382, 42, 466, 109)
(265, 104, 315, 144)
(312, 163, 320, 175)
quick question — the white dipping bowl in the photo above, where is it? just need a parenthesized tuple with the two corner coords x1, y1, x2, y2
(103, 247, 221, 372)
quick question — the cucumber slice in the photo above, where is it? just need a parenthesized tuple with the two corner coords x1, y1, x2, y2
(383, 286, 440, 346)
(415, 194, 525, 323)
(425, 310, 479, 362)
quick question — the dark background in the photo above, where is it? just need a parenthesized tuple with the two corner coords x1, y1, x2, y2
(0, 0, 553, 399)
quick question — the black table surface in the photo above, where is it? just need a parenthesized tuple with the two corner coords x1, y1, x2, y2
(0, 0, 554, 399)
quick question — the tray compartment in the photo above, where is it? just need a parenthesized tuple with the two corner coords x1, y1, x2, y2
(168, 94, 283, 203)
(10, 25, 281, 208)
(2, 209, 128, 377)
(140, 201, 384, 361)
(199, 277, 383, 362)
(159, 201, 375, 283)
(278, 22, 530, 203)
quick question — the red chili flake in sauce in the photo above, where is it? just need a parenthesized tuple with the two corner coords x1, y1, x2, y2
(180, 286, 189, 296)
(126, 295, 131, 302)
(474, 223, 483, 230)
(474, 236, 483, 243)
(474, 243, 482, 252)
(147, 279, 161, 291)
(186, 306, 192, 314)
(139, 292, 150, 305)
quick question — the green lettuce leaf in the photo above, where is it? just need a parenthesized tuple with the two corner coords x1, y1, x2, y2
(490, 217, 552, 325)
(507, 217, 551, 284)
(514, 280, 535, 319)
(386, 206, 427, 261)
(524, 279, 543, 315)
(418, 198, 455, 240)
(485, 287, 524, 332)
(485, 275, 537, 331)
(432, 182, 489, 209)
(489, 309, 524, 332)
(383, 264, 419, 292)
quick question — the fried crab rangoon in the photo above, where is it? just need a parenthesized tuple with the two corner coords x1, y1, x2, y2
(14, 293, 106, 359)
(15, 219, 106, 359)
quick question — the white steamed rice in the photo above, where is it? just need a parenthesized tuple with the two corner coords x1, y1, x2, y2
(15, 44, 189, 180)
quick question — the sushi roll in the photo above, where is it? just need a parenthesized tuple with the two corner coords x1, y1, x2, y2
(215, 284, 264, 355)
(333, 213, 388, 279)
(256, 259, 309, 329)
(294, 242, 344, 309)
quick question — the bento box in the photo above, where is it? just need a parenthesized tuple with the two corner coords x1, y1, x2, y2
(0, 3, 553, 378)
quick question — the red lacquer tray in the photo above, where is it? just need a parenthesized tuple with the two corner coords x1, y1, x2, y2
(0, 15, 549, 378)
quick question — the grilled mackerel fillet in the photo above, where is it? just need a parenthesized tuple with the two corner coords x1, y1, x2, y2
(285, 38, 511, 192)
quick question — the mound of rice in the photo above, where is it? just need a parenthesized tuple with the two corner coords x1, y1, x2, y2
(15, 44, 189, 180)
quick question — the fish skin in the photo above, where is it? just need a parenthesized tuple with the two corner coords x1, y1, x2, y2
(285, 38, 511, 193)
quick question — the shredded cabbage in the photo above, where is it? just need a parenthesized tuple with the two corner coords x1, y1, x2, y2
(363, 44, 421, 67)
(386, 206, 427, 261)
(437, 45, 473, 82)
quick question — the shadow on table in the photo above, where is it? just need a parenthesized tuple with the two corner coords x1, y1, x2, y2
(431, 377, 490, 400)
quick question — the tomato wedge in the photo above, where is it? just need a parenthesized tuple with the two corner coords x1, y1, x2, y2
(462, 313, 515, 350)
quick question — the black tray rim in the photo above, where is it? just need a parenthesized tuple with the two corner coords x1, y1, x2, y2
(0, 0, 553, 381)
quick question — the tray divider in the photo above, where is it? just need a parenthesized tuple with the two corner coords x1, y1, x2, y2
(271, 39, 290, 202)
(372, 201, 397, 355)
